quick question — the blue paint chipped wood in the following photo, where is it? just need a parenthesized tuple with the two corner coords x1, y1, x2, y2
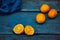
(22, 0, 60, 11)
(0, 0, 60, 40)
(0, 12, 60, 34)
(0, 35, 60, 40)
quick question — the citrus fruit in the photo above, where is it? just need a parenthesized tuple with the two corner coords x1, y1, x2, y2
(40, 4, 50, 13)
(48, 9, 57, 18)
(13, 24, 24, 34)
(24, 25, 34, 35)
(36, 13, 46, 23)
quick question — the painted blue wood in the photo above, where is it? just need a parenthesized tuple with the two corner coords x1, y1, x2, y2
(0, 0, 60, 40)
(0, 12, 60, 34)
(22, 0, 60, 11)
(0, 35, 60, 40)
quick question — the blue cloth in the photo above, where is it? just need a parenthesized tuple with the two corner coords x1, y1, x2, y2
(0, 0, 22, 14)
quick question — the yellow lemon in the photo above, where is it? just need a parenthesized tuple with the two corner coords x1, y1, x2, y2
(13, 24, 24, 34)
(40, 4, 50, 13)
(48, 9, 57, 18)
(36, 13, 46, 23)
(24, 25, 34, 35)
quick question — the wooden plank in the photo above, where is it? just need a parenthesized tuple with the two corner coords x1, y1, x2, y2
(21, 0, 60, 11)
(0, 35, 60, 40)
(0, 12, 60, 34)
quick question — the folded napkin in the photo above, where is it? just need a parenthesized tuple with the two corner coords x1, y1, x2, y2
(0, 0, 22, 14)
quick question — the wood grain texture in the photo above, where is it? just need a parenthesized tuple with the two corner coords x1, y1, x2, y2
(22, 0, 60, 11)
(0, 0, 60, 40)
(0, 35, 60, 40)
(0, 12, 60, 34)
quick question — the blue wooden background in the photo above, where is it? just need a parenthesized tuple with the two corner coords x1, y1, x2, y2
(0, 0, 60, 40)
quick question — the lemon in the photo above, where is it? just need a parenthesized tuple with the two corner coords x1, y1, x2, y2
(48, 9, 57, 18)
(36, 13, 46, 23)
(24, 25, 34, 35)
(40, 4, 50, 13)
(13, 24, 24, 34)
